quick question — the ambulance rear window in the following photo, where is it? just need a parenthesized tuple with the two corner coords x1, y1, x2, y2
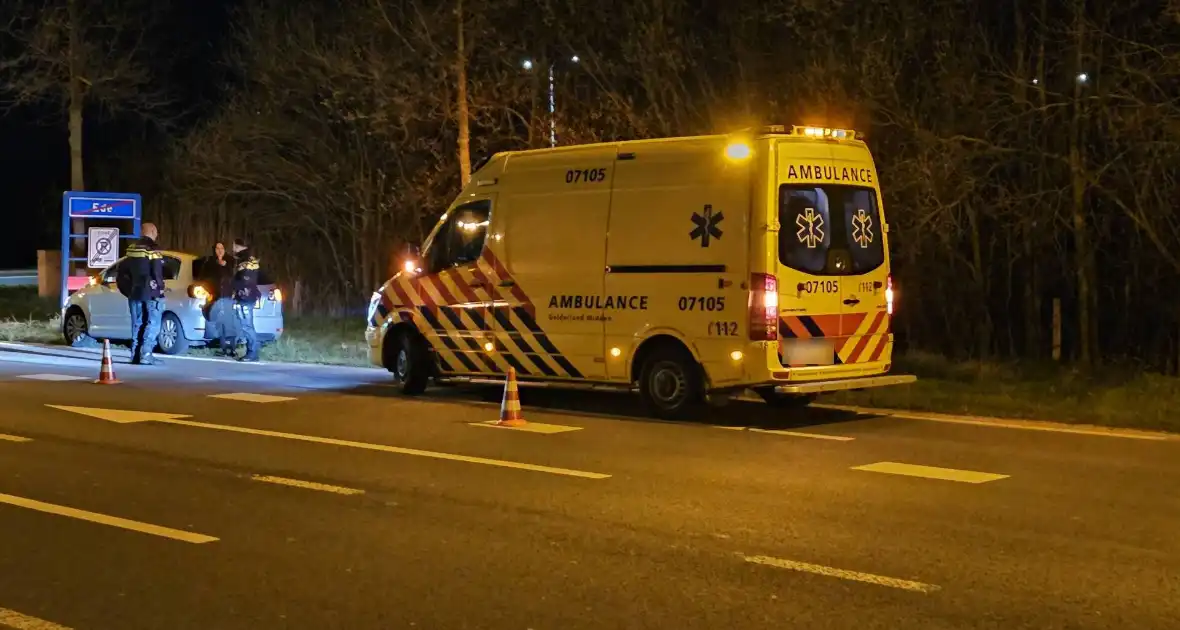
(778, 185, 885, 275)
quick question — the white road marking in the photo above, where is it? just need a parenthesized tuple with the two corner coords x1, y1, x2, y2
(16, 373, 87, 382)
(45, 404, 611, 480)
(252, 475, 364, 495)
(852, 461, 1009, 484)
(716, 426, 854, 441)
(45, 405, 191, 424)
(0, 433, 31, 443)
(209, 392, 296, 403)
(0, 492, 218, 544)
(469, 420, 583, 434)
(743, 554, 940, 593)
(0, 606, 73, 630)
(817, 403, 1176, 441)
(155, 354, 269, 366)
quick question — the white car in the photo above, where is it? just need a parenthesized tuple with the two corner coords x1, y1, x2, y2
(62, 250, 284, 355)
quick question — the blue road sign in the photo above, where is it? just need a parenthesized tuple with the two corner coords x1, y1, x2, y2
(64, 191, 142, 220)
(60, 190, 143, 309)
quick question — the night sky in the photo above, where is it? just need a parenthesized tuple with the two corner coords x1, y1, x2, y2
(0, 0, 234, 269)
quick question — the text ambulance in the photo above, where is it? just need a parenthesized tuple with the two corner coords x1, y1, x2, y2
(365, 125, 916, 419)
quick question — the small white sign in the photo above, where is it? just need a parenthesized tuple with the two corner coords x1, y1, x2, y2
(87, 227, 120, 268)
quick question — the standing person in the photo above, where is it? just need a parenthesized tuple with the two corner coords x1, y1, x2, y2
(207, 241, 238, 357)
(117, 222, 165, 365)
(230, 238, 262, 362)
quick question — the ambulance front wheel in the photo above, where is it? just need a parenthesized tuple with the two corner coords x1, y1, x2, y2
(637, 346, 705, 420)
(391, 329, 430, 395)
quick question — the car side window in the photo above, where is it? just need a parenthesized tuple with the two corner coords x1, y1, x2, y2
(426, 199, 492, 275)
(162, 256, 182, 281)
(102, 261, 121, 284)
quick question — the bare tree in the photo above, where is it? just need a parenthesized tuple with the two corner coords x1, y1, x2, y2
(0, 0, 174, 275)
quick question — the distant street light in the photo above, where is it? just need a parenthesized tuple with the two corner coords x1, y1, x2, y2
(1076, 72, 1089, 84)
(521, 54, 581, 147)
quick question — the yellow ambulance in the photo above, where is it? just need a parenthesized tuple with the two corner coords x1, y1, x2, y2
(365, 125, 916, 419)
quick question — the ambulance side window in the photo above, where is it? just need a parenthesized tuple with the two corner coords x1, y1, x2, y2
(426, 199, 492, 274)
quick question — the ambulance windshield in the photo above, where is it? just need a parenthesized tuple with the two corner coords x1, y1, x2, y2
(778, 185, 885, 275)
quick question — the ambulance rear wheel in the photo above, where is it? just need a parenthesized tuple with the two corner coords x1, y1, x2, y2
(392, 330, 429, 395)
(638, 347, 704, 420)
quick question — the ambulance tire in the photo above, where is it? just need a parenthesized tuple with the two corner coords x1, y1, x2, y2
(392, 329, 430, 395)
(637, 345, 705, 421)
(756, 390, 818, 409)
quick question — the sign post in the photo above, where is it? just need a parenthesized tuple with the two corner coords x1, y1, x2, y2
(60, 192, 142, 309)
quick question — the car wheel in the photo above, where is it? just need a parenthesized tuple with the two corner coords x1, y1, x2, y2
(62, 308, 95, 347)
(756, 389, 817, 409)
(638, 345, 705, 421)
(392, 329, 430, 395)
(156, 313, 191, 355)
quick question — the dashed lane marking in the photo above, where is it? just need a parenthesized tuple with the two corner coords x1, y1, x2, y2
(0, 433, 31, 443)
(251, 475, 364, 495)
(851, 461, 1009, 484)
(0, 606, 73, 630)
(45, 404, 612, 479)
(0, 492, 218, 544)
(817, 403, 1177, 441)
(209, 392, 297, 403)
(743, 554, 940, 593)
(716, 426, 855, 441)
(16, 373, 88, 382)
(469, 421, 583, 434)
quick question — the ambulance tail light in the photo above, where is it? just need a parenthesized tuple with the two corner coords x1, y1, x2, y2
(885, 274, 894, 316)
(749, 273, 779, 341)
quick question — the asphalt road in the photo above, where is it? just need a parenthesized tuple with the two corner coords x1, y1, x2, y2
(0, 343, 1177, 629)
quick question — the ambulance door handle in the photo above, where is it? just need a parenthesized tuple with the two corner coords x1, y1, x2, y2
(843, 297, 861, 306)
(498, 280, 516, 288)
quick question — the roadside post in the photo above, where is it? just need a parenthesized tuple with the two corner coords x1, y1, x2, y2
(59, 191, 142, 309)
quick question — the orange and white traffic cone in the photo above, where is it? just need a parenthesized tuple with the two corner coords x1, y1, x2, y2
(94, 339, 120, 385)
(496, 367, 525, 427)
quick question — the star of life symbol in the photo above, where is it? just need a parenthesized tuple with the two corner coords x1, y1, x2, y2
(690, 204, 724, 247)
(852, 208, 874, 249)
(795, 207, 825, 249)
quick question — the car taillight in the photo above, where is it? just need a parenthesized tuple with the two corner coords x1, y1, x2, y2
(270, 288, 283, 302)
(749, 273, 779, 341)
(885, 275, 894, 315)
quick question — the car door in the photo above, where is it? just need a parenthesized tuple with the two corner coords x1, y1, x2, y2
(86, 260, 130, 338)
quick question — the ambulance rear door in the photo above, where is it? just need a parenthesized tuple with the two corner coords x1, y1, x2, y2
(829, 145, 892, 369)
(773, 140, 844, 373)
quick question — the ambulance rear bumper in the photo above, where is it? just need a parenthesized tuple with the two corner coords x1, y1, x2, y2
(773, 374, 916, 395)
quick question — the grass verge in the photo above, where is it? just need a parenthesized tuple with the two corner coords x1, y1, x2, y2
(831, 351, 1180, 433)
(189, 316, 371, 366)
(1, 286, 1177, 432)
(0, 287, 60, 344)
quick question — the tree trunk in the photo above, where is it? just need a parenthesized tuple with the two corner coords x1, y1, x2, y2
(1069, 0, 1098, 365)
(966, 204, 991, 359)
(67, 0, 85, 267)
(1019, 0, 1043, 358)
(455, 0, 471, 187)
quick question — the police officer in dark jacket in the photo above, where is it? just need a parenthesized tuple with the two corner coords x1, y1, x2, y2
(230, 238, 262, 362)
(117, 222, 165, 365)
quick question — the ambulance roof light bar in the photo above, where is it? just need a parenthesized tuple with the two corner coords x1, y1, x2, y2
(789, 125, 858, 140)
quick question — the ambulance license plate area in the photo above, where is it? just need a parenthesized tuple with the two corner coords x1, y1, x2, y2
(782, 339, 834, 366)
